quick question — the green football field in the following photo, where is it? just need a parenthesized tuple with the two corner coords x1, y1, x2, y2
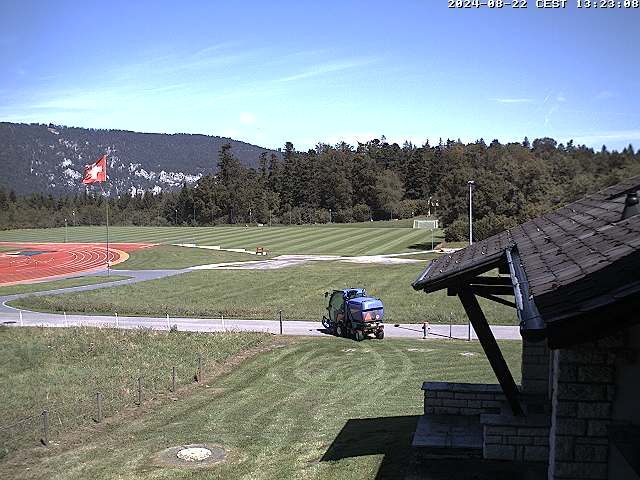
(0, 223, 443, 256)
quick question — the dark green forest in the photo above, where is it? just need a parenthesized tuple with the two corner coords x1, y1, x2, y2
(1, 137, 638, 241)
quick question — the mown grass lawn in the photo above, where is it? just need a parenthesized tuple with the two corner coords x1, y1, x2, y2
(0, 327, 268, 458)
(0, 224, 444, 256)
(9, 262, 516, 325)
(0, 275, 129, 296)
(0, 334, 521, 480)
(113, 245, 257, 270)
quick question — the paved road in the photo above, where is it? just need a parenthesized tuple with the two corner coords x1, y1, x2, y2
(0, 267, 522, 340)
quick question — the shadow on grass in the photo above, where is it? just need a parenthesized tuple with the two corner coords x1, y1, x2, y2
(321, 416, 547, 480)
(407, 243, 436, 251)
(321, 415, 419, 480)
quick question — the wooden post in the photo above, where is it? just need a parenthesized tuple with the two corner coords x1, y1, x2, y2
(171, 366, 176, 392)
(96, 392, 103, 423)
(137, 377, 142, 405)
(279, 310, 283, 335)
(197, 354, 203, 382)
(115, 312, 118, 328)
(422, 322, 427, 339)
(41, 410, 49, 446)
(458, 287, 523, 416)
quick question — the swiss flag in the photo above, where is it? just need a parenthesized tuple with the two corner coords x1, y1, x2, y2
(82, 155, 107, 184)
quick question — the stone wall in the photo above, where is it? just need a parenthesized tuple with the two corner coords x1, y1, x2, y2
(422, 382, 505, 416)
(521, 339, 550, 397)
(548, 335, 623, 480)
(482, 413, 550, 463)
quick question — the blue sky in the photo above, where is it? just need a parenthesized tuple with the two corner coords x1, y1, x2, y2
(1, 0, 638, 151)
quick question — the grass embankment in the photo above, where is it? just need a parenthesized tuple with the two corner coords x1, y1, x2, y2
(0, 335, 521, 480)
(9, 262, 516, 324)
(113, 245, 256, 270)
(0, 224, 443, 256)
(0, 275, 130, 296)
(0, 327, 268, 458)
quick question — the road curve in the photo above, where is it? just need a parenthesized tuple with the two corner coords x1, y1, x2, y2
(0, 267, 522, 340)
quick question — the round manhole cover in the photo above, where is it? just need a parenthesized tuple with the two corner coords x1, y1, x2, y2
(153, 443, 226, 468)
(177, 447, 212, 462)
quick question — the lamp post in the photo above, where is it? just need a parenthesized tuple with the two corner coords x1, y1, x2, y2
(174, 208, 178, 226)
(468, 180, 475, 245)
(72, 210, 76, 227)
(329, 208, 332, 224)
(64, 218, 68, 243)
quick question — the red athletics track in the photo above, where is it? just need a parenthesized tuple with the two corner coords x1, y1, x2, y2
(0, 242, 156, 286)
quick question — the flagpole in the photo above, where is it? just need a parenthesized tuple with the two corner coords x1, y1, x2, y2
(99, 178, 110, 277)
(83, 155, 109, 276)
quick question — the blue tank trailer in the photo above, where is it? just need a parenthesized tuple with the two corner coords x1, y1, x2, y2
(322, 288, 385, 341)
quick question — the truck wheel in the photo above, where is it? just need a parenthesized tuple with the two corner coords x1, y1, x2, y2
(322, 316, 331, 330)
(355, 330, 364, 342)
(376, 330, 385, 340)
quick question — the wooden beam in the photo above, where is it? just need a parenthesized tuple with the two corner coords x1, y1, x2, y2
(474, 291, 517, 309)
(469, 284, 514, 296)
(458, 287, 523, 416)
(469, 277, 512, 286)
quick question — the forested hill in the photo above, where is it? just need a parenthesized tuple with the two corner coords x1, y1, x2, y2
(2, 138, 639, 240)
(0, 122, 280, 195)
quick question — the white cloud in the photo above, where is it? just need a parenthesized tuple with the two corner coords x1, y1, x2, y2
(277, 58, 375, 83)
(595, 90, 615, 100)
(221, 128, 240, 139)
(492, 98, 534, 104)
(239, 112, 256, 125)
(564, 130, 640, 145)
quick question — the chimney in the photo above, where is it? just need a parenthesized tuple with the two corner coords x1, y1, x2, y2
(621, 191, 640, 220)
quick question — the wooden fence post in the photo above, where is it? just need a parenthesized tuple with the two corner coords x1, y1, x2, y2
(171, 366, 176, 392)
(41, 410, 49, 446)
(137, 377, 142, 405)
(96, 392, 103, 423)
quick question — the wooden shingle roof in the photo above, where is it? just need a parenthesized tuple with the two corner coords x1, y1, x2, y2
(413, 175, 640, 327)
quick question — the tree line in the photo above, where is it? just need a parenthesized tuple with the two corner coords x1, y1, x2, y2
(1, 137, 638, 241)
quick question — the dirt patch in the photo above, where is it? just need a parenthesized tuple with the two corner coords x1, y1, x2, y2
(151, 443, 226, 469)
(190, 253, 423, 271)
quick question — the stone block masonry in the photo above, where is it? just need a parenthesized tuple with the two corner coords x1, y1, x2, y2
(481, 413, 550, 463)
(548, 334, 623, 480)
(422, 382, 505, 416)
(522, 339, 551, 397)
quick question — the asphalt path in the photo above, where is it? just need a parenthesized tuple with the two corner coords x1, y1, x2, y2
(0, 267, 522, 340)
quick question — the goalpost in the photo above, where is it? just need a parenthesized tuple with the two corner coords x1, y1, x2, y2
(412, 219, 439, 229)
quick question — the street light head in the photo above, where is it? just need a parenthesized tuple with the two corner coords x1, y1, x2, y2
(468, 180, 475, 186)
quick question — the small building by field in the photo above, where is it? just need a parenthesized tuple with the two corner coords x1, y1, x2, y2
(412, 175, 640, 479)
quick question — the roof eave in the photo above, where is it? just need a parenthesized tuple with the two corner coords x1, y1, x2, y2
(505, 247, 547, 342)
(412, 251, 506, 293)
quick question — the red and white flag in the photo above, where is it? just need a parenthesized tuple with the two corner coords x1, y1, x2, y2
(82, 155, 107, 184)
